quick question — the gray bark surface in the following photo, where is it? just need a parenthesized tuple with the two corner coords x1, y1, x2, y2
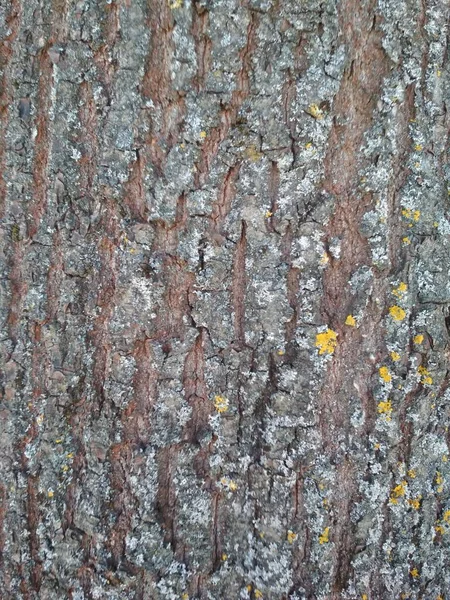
(1, 0, 450, 598)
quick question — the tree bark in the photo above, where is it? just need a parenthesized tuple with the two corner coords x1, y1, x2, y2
(1, 0, 450, 598)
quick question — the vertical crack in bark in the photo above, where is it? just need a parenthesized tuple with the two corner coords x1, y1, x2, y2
(182, 327, 209, 443)
(231, 220, 247, 350)
(209, 163, 241, 239)
(192, 1, 212, 93)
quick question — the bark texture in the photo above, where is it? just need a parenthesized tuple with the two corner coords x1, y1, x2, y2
(1, 0, 450, 598)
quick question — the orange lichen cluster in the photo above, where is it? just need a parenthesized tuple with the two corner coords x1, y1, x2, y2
(389, 480, 407, 504)
(392, 282, 407, 298)
(287, 530, 297, 544)
(345, 314, 356, 326)
(377, 400, 392, 418)
(389, 306, 406, 321)
(379, 366, 392, 383)
(319, 526, 330, 544)
(418, 366, 433, 385)
(214, 395, 229, 413)
(315, 329, 337, 355)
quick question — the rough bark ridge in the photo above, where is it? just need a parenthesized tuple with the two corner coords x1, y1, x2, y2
(1, 0, 450, 598)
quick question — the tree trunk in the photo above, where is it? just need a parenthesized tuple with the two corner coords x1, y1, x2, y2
(1, 0, 450, 598)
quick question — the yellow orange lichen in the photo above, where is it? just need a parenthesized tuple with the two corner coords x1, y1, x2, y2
(345, 314, 356, 326)
(214, 395, 229, 413)
(377, 400, 392, 416)
(390, 480, 407, 504)
(287, 530, 297, 544)
(307, 104, 323, 119)
(410, 568, 419, 578)
(319, 526, 330, 544)
(315, 329, 338, 355)
(408, 497, 421, 510)
(418, 366, 433, 385)
(379, 366, 392, 383)
(393, 282, 408, 297)
(389, 306, 406, 321)
(390, 351, 400, 361)
(414, 334, 424, 344)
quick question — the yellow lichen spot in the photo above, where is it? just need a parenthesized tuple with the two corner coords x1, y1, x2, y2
(410, 568, 419, 579)
(389, 306, 406, 321)
(393, 282, 408, 297)
(362, 595, 368, 600)
(318, 526, 330, 544)
(221, 553, 228, 561)
(254, 591, 263, 599)
(437, 70, 442, 77)
(402, 236, 411, 245)
(245, 145, 263, 162)
(322, 497, 329, 507)
(307, 104, 323, 119)
(277, 349, 285, 356)
(55, 438, 62, 444)
(287, 530, 297, 544)
(443, 455, 448, 463)
(214, 395, 229, 413)
(390, 351, 401, 361)
(374, 442, 381, 450)
(413, 334, 424, 344)
(62, 465, 69, 473)
(390, 481, 407, 501)
(402, 208, 412, 218)
(305, 142, 313, 149)
(221, 477, 238, 492)
(408, 497, 421, 510)
(36, 414, 44, 425)
(315, 329, 338, 355)
(377, 400, 392, 416)
(435, 523, 445, 535)
(418, 366, 433, 385)
(265, 210, 273, 218)
(345, 314, 356, 327)
(320, 252, 330, 265)
(407, 469, 416, 479)
(47, 490, 54, 498)
(414, 144, 423, 151)
(246, 585, 252, 592)
(434, 221, 439, 227)
(182, 594, 189, 600)
(443, 510, 450, 523)
(379, 366, 392, 383)
(436, 472, 443, 486)
(199, 130, 207, 139)
(168, 0, 182, 8)
(67, 453, 74, 459)
(413, 210, 420, 221)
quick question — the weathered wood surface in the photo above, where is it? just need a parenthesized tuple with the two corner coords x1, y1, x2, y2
(1, 0, 450, 598)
